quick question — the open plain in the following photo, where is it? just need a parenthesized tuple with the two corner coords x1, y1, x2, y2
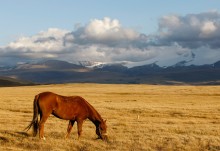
(0, 84, 220, 151)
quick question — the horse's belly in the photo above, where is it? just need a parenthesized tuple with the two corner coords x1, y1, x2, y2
(52, 109, 77, 120)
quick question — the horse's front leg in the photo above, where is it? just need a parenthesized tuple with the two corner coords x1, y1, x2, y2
(65, 120, 75, 139)
(76, 119, 83, 140)
(96, 126, 101, 139)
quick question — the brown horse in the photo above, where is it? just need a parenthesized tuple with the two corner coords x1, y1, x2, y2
(25, 92, 108, 141)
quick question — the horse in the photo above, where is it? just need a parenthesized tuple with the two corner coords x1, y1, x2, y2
(25, 92, 108, 141)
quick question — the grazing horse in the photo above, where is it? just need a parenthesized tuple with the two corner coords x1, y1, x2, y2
(25, 92, 108, 141)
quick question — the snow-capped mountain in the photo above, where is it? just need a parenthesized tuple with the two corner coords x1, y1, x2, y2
(0, 59, 220, 85)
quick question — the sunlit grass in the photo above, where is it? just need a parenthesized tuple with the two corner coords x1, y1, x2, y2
(0, 84, 220, 150)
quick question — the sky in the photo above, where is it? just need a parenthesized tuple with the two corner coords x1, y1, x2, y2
(1, 0, 220, 67)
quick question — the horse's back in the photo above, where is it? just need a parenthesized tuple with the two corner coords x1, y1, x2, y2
(37, 92, 87, 106)
(37, 92, 90, 120)
(38, 91, 56, 97)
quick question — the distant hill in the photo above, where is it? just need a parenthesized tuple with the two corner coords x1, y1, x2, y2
(38, 60, 84, 70)
(15, 60, 85, 70)
(0, 59, 220, 85)
(0, 76, 35, 87)
(214, 61, 220, 68)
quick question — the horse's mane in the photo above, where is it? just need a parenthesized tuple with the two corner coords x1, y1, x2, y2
(81, 97, 103, 123)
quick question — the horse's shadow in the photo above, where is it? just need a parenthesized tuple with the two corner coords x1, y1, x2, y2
(15, 131, 30, 137)
(0, 130, 30, 143)
(0, 136, 9, 143)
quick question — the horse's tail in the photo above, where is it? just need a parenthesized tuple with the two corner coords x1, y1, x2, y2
(24, 94, 40, 136)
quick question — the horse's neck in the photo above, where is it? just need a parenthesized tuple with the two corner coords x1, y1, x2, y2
(88, 108, 102, 125)
(83, 99, 103, 125)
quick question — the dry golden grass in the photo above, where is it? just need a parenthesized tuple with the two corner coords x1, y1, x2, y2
(0, 83, 220, 151)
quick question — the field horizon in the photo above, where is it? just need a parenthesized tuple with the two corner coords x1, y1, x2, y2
(0, 83, 220, 150)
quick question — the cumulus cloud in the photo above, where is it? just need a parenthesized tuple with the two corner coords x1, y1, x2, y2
(0, 17, 154, 65)
(157, 11, 220, 49)
(8, 28, 68, 52)
(0, 28, 69, 65)
(65, 17, 144, 48)
(1, 13, 220, 66)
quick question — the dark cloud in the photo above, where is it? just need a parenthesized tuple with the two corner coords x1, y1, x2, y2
(34, 36, 57, 43)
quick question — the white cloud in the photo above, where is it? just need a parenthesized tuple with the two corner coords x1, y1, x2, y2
(1, 13, 220, 66)
(67, 17, 141, 48)
(8, 28, 68, 52)
(160, 15, 181, 30)
(84, 17, 139, 41)
(200, 21, 217, 38)
(157, 11, 220, 49)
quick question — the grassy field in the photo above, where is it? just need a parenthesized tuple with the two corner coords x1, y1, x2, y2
(0, 83, 220, 151)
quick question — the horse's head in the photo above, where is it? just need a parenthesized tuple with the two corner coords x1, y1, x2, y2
(99, 119, 108, 141)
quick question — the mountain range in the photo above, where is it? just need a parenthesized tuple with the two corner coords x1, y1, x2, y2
(0, 59, 220, 86)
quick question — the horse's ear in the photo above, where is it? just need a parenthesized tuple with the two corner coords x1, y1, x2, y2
(104, 119, 107, 123)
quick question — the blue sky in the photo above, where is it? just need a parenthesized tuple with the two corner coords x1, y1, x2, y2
(1, 0, 219, 45)
(1, 1, 220, 66)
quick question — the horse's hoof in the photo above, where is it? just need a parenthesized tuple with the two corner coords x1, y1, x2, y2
(40, 136, 46, 140)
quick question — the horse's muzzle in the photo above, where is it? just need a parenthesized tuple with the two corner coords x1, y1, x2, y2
(101, 133, 109, 142)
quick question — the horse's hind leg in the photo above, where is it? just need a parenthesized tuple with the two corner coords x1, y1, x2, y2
(39, 112, 50, 140)
(65, 120, 75, 139)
